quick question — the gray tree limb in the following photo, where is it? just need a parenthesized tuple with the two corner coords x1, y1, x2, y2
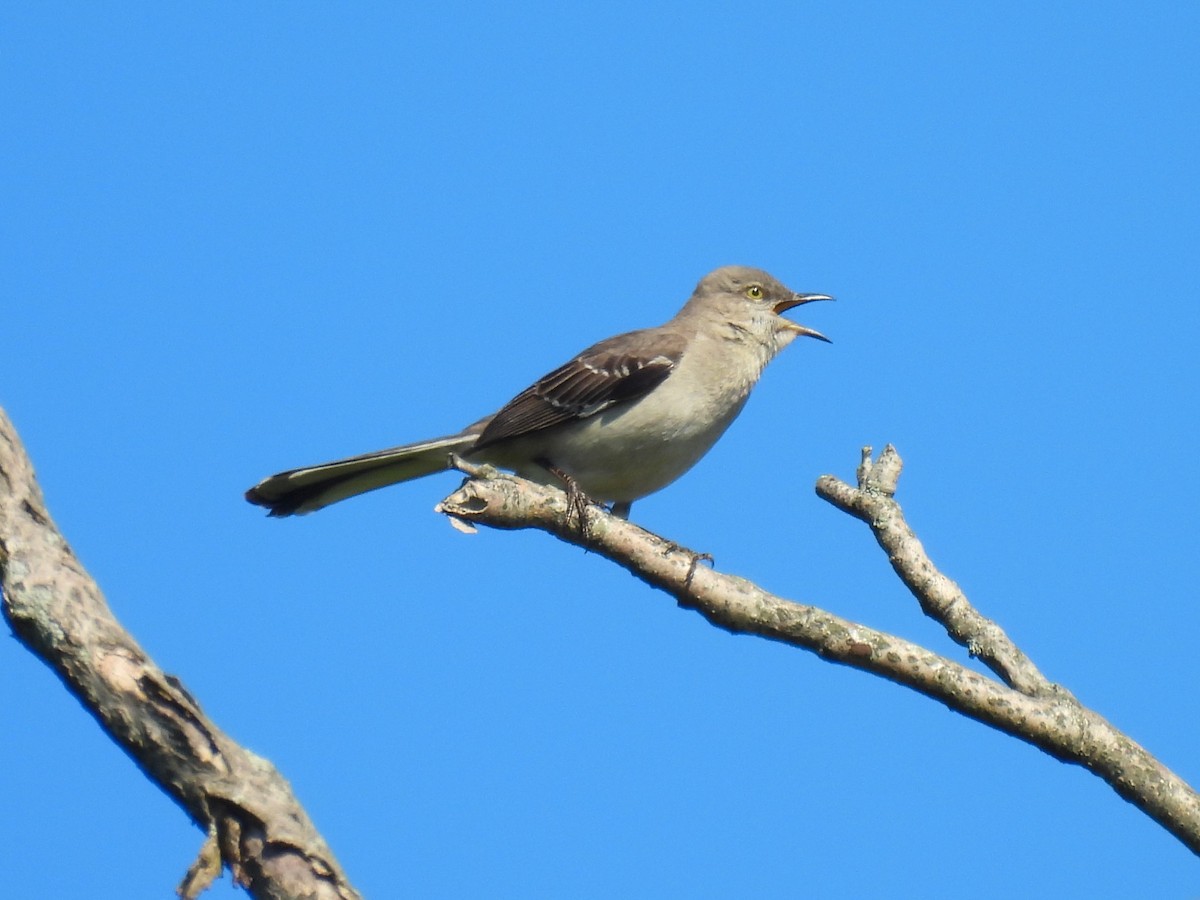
(0, 408, 361, 900)
(437, 451, 1200, 856)
(5, 395, 1197, 895)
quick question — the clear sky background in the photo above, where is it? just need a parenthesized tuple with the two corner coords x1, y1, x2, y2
(3, 3, 1198, 897)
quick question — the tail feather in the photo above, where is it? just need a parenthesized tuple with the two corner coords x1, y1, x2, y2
(245, 432, 477, 516)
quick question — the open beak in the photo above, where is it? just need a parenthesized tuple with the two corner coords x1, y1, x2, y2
(774, 292, 834, 343)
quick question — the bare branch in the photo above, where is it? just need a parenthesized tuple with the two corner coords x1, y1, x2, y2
(0, 408, 361, 900)
(437, 463, 1200, 856)
(6, 398, 1198, 873)
(815, 444, 1051, 694)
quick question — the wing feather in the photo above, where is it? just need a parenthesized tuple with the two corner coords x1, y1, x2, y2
(474, 328, 684, 449)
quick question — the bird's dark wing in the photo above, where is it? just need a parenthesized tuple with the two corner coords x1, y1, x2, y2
(473, 327, 684, 449)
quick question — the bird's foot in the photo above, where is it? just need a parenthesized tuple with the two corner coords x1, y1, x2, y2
(537, 459, 597, 537)
(562, 475, 593, 537)
(655, 540, 714, 598)
(684, 551, 714, 591)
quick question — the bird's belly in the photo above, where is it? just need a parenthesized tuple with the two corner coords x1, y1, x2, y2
(491, 392, 747, 503)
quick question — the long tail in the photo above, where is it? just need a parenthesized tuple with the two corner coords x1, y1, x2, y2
(245, 432, 477, 516)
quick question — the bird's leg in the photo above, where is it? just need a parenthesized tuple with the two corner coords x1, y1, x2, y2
(536, 458, 593, 536)
(610, 501, 632, 519)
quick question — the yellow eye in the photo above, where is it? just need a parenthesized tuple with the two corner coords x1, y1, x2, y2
(745, 284, 764, 299)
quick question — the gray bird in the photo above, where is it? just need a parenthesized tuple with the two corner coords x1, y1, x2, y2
(246, 265, 831, 518)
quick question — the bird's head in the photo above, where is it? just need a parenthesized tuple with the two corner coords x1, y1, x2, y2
(688, 265, 833, 351)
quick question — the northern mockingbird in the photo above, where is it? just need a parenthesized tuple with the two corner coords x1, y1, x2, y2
(245, 265, 831, 519)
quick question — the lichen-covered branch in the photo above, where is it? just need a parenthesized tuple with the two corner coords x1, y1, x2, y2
(815, 444, 1051, 694)
(6, 398, 1198, 871)
(436, 460, 1200, 856)
(0, 408, 361, 900)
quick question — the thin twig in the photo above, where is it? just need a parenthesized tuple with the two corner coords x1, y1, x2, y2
(815, 445, 1052, 695)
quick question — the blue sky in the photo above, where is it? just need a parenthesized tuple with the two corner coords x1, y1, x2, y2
(3, 3, 1198, 897)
